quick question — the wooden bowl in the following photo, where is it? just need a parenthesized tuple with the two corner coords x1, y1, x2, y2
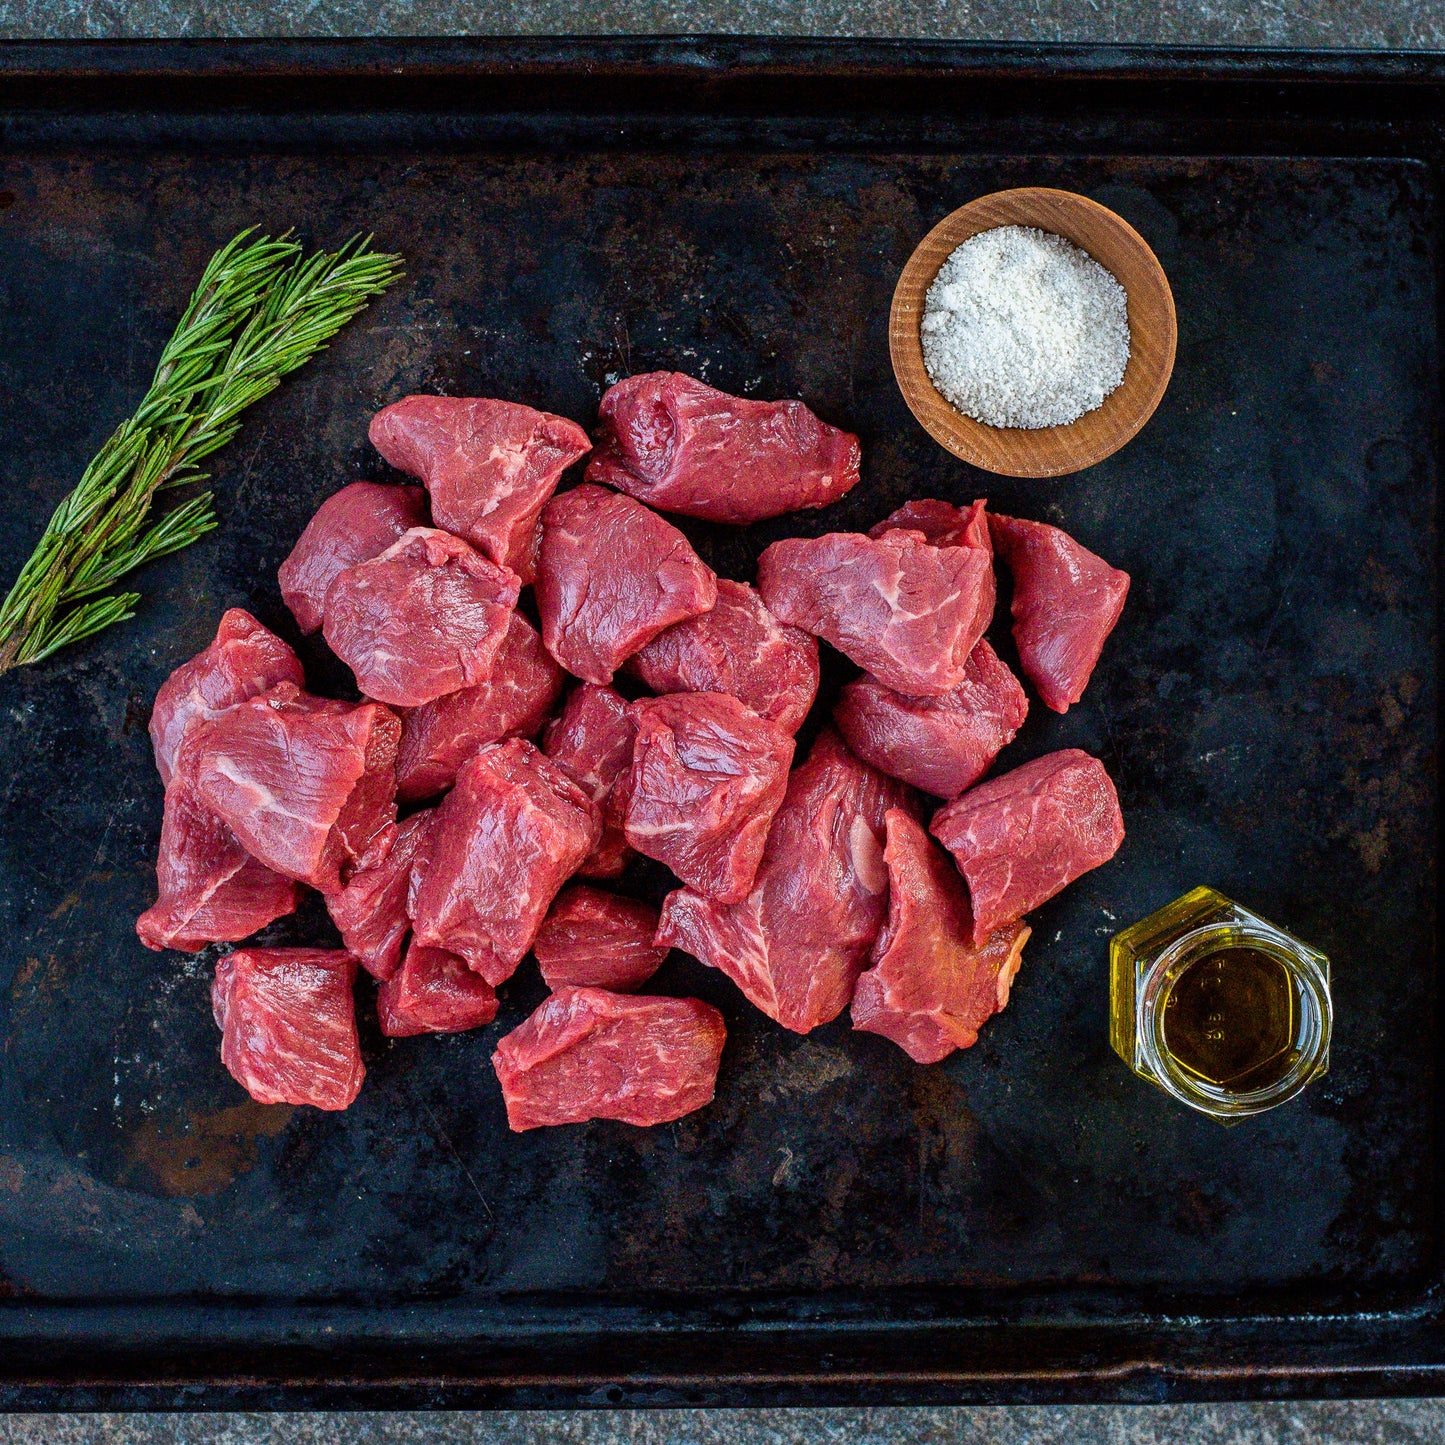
(889, 187, 1177, 478)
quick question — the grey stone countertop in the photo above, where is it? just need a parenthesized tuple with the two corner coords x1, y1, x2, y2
(1, 3, 1442, 1442)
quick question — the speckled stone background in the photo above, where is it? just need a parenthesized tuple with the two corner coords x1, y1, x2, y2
(2, 0, 1443, 1441)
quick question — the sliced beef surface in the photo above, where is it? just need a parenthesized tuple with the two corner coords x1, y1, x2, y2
(870, 496, 991, 552)
(278, 482, 428, 635)
(758, 528, 994, 696)
(410, 737, 601, 984)
(834, 639, 1028, 800)
(395, 610, 565, 802)
(324, 809, 435, 981)
(657, 728, 915, 1034)
(989, 513, 1129, 713)
(587, 371, 861, 523)
(627, 579, 819, 736)
(618, 693, 794, 904)
(852, 808, 1030, 1063)
(369, 395, 590, 582)
(931, 748, 1124, 944)
(533, 884, 665, 993)
(542, 683, 638, 878)
(376, 940, 499, 1037)
(323, 527, 521, 708)
(212, 947, 363, 1110)
(149, 609, 305, 788)
(492, 985, 726, 1130)
(535, 484, 717, 684)
(189, 682, 399, 895)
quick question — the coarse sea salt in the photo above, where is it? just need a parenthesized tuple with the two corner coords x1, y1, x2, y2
(921, 224, 1131, 430)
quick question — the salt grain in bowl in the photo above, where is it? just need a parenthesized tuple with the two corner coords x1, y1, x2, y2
(921, 224, 1131, 430)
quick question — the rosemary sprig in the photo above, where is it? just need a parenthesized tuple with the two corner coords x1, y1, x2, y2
(0, 230, 404, 673)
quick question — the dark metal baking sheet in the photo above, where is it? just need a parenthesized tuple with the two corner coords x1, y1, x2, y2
(0, 38, 1439, 1409)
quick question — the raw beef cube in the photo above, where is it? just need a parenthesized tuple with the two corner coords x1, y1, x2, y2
(931, 749, 1125, 944)
(212, 947, 363, 1110)
(369, 395, 591, 581)
(989, 513, 1129, 713)
(395, 610, 566, 802)
(657, 728, 916, 1033)
(852, 808, 1030, 1063)
(542, 683, 638, 878)
(834, 640, 1028, 799)
(190, 682, 400, 895)
(586, 371, 861, 523)
(376, 940, 499, 1037)
(870, 496, 991, 552)
(492, 985, 726, 1130)
(410, 738, 601, 984)
(617, 693, 794, 904)
(758, 528, 994, 697)
(533, 884, 666, 993)
(323, 527, 521, 708)
(149, 609, 304, 788)
(627, 579, 819, 736)
(535, 484, 717, 684)
(324, 809, 435, 980)
(278, 481, 428, 634)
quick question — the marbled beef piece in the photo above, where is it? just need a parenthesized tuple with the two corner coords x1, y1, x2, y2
(492, 985, 726, 1130)
(657, 728, 916, 1034)
(410, 738, 600, 984)
(376, 940, 498, 1037)
(542, 683, 637, 878)
(758, 528, 994, 697)
(278, 482, 429, 634)
(988, 513, 1129, 713)
(617, 693, 794, 904)
(627, 579, 819, 736)
(395, 611, 566, 802)
(535, 484, 717, 684)
(533, 884, 666, 993)
(852, 808, 1030, 1063)
(834, 640, 1028, 799)
(212, 947, 363, 1110)
(931, 749, 1125, 944)
(870, 496, 991, 552)
(587, 372, 861, 523)
(323, 527, 521, 708)
(149, 609, 305, 788)
(189, 683, 399, 895)
(369, 396, 591, 582)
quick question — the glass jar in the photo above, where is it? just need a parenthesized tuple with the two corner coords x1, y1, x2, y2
(1109, 886, 1332, 1123)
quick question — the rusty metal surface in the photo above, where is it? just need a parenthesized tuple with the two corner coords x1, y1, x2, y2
(0, 39, 1439, 1408)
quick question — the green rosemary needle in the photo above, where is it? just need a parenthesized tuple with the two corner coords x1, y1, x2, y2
(0, 229, 404, 673)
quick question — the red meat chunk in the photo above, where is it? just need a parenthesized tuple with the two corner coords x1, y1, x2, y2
(533, 884, 666, 993)
(852, 808, 1030, 1063)
(617, 693, 794, 904)
(278, 481, 428, 634)
(657, 728, 915, 1033)
(542, 683, 638, 878)
(586, 371, 861, 523)
(627, 579, 819, 736)
(376, 940, 499, 1037)
(395, 610, 566, 802)
(492, 985, 726, 1130)
(410, 738, 601, 984)
(870, 496, 990, 552)
(535, 484, 717, 684)
(369, 395, 591, 582)
(324, 809, 435, 980)
(189, 683, 399, 895)
(149, 609, 304, 788)
(931, 748, 1125, 944)
(989, 513, 1129, 713)
(212, 947, 363, 1110)
(833, 640, 1028, 799)
(323, 527, 521, 708)
(758, 529, 994, 697)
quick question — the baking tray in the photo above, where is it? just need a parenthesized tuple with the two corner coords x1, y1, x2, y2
(0, 37, 1439, 1410)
